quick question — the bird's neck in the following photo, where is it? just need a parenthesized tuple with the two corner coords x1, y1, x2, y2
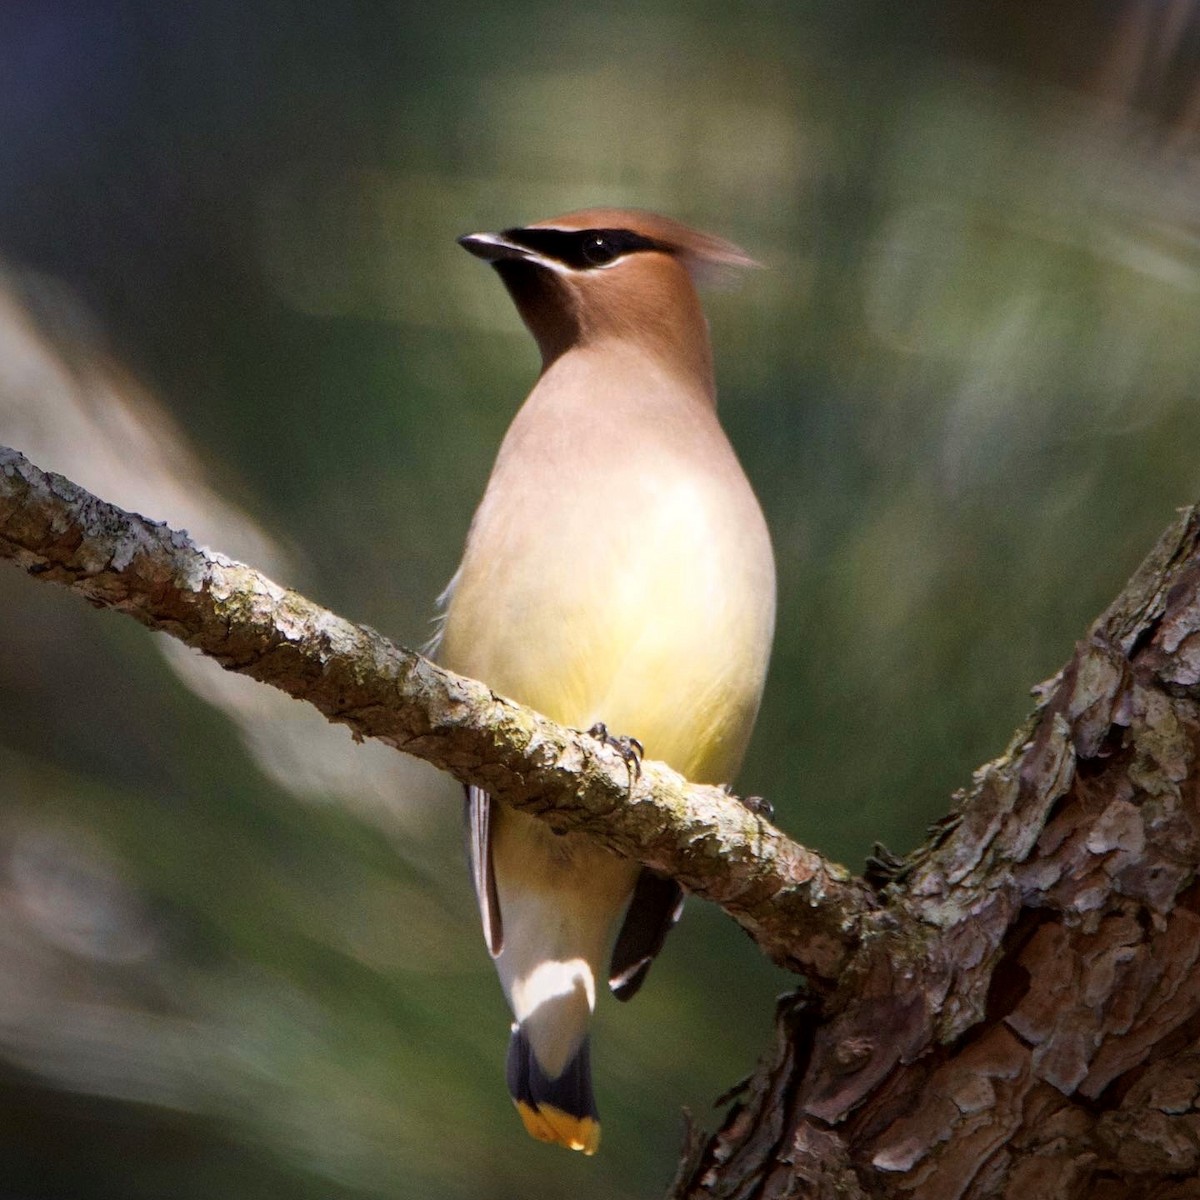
(534, 337, 718, 423)
(496, 262, 718, 404)
(585, 280, 717, 404)
(551, 294, 717, 407)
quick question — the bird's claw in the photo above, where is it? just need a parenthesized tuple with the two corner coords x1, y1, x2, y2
(741, 794, 774, 821)
(720, 783, 774, 821)
(586, 722, 644, 795)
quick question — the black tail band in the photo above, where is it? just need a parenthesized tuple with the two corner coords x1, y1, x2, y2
(506, 1023, 599, 1120)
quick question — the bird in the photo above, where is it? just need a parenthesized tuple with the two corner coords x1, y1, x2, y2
(436, 208, 776, 1155)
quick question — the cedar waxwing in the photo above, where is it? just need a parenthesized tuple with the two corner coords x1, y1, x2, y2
(437, 208, 775, 1155)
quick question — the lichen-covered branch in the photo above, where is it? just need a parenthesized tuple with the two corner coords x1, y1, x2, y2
(0, 444, 873, 984)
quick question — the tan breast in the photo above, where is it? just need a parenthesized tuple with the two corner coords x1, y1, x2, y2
(439, 345, 775, 786)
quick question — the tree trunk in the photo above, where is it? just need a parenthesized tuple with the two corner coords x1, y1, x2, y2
(672, 511, 1200, 1197)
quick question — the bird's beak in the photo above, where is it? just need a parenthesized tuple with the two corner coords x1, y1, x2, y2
(457, 232, 532, 263)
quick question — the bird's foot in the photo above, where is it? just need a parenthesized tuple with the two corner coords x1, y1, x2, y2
(586, 723, 643, 796)
(720, 783, 774, 821)
(741, 794, 774, 821)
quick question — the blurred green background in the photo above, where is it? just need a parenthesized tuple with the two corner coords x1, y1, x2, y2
(2, 2, 1200, 1197)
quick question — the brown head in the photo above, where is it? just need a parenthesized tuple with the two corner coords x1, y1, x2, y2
(458, 208, 756, 393)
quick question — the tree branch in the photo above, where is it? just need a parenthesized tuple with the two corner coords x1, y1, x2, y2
(8, 444, 1200, 1195)
(0, 444, 873, 985)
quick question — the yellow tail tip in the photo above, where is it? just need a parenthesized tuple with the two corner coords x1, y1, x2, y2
(515, 1100, 600, 1155)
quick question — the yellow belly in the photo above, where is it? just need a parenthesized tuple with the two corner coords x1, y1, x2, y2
(439, 472, 772, 786)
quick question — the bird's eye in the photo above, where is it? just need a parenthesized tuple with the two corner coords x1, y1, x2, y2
(581, 233, 618, 266)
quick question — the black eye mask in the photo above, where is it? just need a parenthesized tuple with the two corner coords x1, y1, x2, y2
(501, 227, 664, 270)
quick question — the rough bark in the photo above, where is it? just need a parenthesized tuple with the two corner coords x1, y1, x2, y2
(5, 441, 1200, 1197)
(672, 508, 1200, 1199)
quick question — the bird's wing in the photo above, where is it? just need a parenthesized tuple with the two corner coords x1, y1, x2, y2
(608, 869, 685, 1001)
(465, 785, 503, 956)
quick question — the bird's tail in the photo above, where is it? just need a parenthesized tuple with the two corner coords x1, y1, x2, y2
(506, 1022, 600, 1155)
